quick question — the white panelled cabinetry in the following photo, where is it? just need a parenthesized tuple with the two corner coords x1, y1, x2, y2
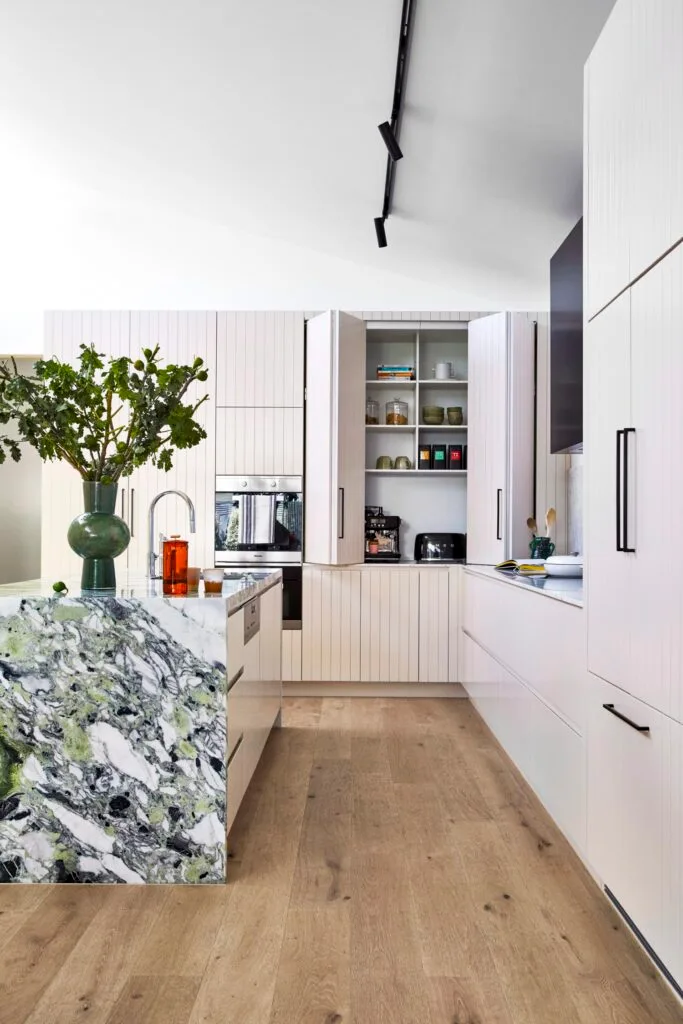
(587, 246, 683, 722)
(466, 312, 534, 564)
(215, 312, 304, 477)
(215, 407, 303, 476)
(300, 565, 458, 685)
(585, 0, 683, 318)
(459, 569, 587, 851)
(226, 582, 282, 835)
(305, 311, 366, 566)
(216, 312, 303, 407)
(584, 0, 683, 992)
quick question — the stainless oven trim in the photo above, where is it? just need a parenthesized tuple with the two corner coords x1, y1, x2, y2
(215, 550, 302, 565)
(216, 475, 303, 493)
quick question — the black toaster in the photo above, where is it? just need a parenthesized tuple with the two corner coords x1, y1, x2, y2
(414, 532, 466, 562)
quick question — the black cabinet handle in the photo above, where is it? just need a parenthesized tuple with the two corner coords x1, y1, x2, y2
(338, 487, 345, 540)
(603, 703, 650, 733)
(120, 487, 126, 523)
(616, 430, 623, 552)
(496, 489, 502, 541)
(623, 428, 635, 553)
(130, 488, 135, 538)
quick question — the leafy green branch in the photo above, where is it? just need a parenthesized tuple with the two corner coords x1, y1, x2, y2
(0, 345, 209, 482)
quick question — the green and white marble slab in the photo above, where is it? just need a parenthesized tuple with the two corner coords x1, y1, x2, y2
(0, 594, 228, 884)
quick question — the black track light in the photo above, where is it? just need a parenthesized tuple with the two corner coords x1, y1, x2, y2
(378, 121, 403, 161)
(374, 216, 387, 248)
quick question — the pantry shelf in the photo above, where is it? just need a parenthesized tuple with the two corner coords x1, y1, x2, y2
(365, 469, 467, 476)
(365, 424, 416, 432)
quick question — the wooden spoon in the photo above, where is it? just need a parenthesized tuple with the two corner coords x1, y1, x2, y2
(526, 516, 538, 536)
(546, 507, 556, 538)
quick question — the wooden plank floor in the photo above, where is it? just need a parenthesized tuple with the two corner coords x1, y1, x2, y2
(1, 697, 681, 1023)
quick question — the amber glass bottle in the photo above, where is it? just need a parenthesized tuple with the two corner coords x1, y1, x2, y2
(163, 536, 188, 595)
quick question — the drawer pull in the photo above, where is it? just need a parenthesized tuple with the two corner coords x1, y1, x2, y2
(227, 666, 244, 693)
(602, 703, 650, 734)
(227, 734, 244, 766)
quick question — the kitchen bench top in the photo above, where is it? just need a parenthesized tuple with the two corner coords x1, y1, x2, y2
(464, 564, 584, 608)
(0, 569, 281, 617)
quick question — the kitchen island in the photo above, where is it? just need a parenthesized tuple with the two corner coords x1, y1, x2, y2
(0, 571, 281, 884)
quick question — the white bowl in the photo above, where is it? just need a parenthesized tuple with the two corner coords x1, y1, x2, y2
(544, 556, 583, 578)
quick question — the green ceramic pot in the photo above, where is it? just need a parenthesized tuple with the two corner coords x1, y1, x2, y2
(67, 482, 131, 592)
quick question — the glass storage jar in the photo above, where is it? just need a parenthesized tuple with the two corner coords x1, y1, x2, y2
(366, 398, 379, 425)
(386, 397, 409, 425)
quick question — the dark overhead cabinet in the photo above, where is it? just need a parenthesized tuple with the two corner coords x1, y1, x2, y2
(550, 218, 583, 454)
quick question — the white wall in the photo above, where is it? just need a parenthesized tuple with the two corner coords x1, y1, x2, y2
(0, 359, 42, 583)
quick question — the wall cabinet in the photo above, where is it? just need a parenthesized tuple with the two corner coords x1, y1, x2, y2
(216, 312, 304, 408)
(214, 311, 304, 478)
(585, 0, 683, 317)
(586, 246, 683, 722)
(215, 407, 303, 476)
(466, 312, 534, 565)
(304, 311, 366, 566)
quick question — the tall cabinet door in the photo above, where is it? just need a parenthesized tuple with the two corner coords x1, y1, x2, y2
(467, 312, 507, 564)
(629, 246, 683, 719)
(584, 0, 634, 318)
(586, 291, 634, 693)
(42, 312, 131, 580)
(305, 311, 365, 566)
(127, 312, 217, 575)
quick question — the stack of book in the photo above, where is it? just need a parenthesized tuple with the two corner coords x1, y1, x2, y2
(494, 560, 547, 577)
(376, 365, 415, 380)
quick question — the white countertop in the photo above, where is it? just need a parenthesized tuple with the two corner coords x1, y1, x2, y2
(464, 564, 584, 607)
(0, 570, 282, 616)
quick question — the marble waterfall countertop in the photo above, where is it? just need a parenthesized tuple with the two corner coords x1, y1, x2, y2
(0, 569, 282, 617)
(0, 569, 280, 884)
(464, 564, 584, 607)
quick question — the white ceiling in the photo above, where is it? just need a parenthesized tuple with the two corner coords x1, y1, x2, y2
(0, 0, 615, 308)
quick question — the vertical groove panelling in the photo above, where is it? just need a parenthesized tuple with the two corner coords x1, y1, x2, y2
(282, 632, 303, 682)
(419, 570, 449, 682)
(448, 567, 460, 682)
(216, 312, 304, 408)
(215, 408, 303, 475)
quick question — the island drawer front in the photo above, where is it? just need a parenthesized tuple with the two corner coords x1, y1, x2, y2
(227, 673, 254, 761)
(228, 607, 244, 683)
(462, 571, 586, 733)
(227, 734, 249, 833)
(226, 724, 273, 834)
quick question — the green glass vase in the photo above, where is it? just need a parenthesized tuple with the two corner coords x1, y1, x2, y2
(67, 482, 131, 592)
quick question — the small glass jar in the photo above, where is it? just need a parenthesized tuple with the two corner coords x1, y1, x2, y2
(386, 398, 409, 425)
(366, 398, 379, 425)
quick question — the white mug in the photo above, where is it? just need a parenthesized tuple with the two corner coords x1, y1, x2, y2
(434, 361, 453, 380)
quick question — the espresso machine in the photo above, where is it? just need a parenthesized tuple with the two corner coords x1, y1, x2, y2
(365, 506, 401, 562)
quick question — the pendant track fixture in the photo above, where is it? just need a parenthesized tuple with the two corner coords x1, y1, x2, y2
(374, 0, 416, 247)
